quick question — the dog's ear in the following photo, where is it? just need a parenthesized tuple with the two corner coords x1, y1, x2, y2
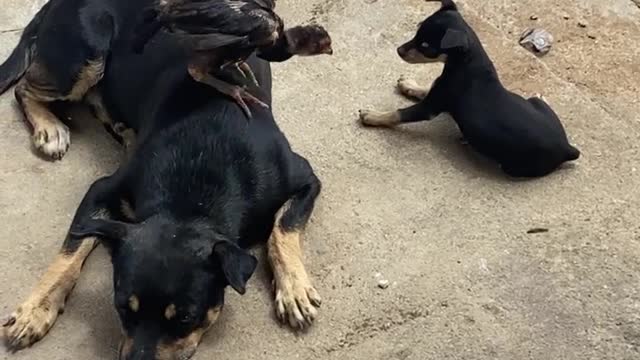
(69, 219, 133, 246)
(440, 28, 468, 50)
(212, 241, 258, 295)
(425, 0, 457, 11)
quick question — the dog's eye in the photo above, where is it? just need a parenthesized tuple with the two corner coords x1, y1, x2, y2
(421, 42, 430, 48)
(179, 314, 192, 324)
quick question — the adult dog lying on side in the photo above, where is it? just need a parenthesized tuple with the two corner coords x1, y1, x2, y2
(0, 0, 323, 359)
(359, 0, 580, 178)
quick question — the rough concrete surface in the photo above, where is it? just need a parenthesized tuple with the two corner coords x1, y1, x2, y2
(1, 0, 639, 359)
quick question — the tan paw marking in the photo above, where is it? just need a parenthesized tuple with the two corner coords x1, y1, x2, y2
(274, 272, 322, 329)
(397, 75, 428, 100)
(3, 297, 60, 350)
(32, 122, 70, 160)
(358, 109, 401, 127)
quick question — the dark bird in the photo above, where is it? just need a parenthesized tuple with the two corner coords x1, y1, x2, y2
(133, 0, 333, 117)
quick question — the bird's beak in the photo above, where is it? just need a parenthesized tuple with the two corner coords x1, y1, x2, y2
(323, 47, 334, 55)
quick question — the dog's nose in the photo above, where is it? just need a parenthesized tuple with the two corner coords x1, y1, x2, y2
(397, 45, 407, 58)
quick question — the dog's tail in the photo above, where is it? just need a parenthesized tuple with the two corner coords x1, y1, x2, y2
(565, 145, 580, 161)
(0, 2, 50, 95)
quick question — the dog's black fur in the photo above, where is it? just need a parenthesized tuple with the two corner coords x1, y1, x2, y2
(361, 0, 580, 178)
(1, 0, 321, 358)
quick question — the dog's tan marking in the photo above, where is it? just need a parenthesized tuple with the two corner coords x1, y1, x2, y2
(152, 307, 221, 360)
(120, 199, 136, 221)
(15, 59, 105, 159)
(397, 75, 429, 100)
(119, 336, 134, 358)
(85, 89, 114, 128)
(68, 59, 105, 101)
(164, 304, 176, 320)
(128, 295, 140, 313)
(268, 202, 321, 329)
(358, 109, 401, 127)
(119, 307, 221, 359)
(85, 89, 137, 152)
(2, 238, 98, 349)
(400, 48, 447, 64)
(16, 81, 71, 160)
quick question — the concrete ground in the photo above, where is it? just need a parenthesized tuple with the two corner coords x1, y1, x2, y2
(1, 0, 639, 359)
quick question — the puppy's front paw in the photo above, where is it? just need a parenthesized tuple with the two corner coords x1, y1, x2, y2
(359, 109, 400, 127)
(274, 273, 321, 330)
(3, 296, 60, 351)
(397, 75, 427, 100)
(32, 122, 70, 160)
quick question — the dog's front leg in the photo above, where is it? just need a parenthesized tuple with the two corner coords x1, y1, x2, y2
(359, 100, 440, 127)
(268, 159, 322, 329)
(359, 75, 445, 127)
(397, 75, 429, 100)
(3, 175, 122, 351)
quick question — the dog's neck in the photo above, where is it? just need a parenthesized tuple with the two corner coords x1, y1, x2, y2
(444, 32, 498, 79)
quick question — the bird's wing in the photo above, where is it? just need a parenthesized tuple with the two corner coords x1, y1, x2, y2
(185, 33, 251, 51)
(252, 0, 276, 9)
(158, 0, 280, 49)
(162, 1, 269, 35)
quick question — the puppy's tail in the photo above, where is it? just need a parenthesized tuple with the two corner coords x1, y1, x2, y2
(0, 2, 50, 95)
(565, 145, 580, 161)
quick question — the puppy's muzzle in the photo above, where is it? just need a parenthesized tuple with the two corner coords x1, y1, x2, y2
(397, 43, 410, 58)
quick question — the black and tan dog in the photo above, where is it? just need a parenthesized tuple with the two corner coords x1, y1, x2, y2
(359, 0, 580, 178)
(0, 0, 326, 358)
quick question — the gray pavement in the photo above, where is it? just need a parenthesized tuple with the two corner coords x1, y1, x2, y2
(1, 0, 639, 359)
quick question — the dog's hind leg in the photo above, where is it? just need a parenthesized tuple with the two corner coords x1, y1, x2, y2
(15, 58, 105, 160)
(268, 155, 322, 329)
(3, 174, 123, 350)
(85, 89, 136, 151)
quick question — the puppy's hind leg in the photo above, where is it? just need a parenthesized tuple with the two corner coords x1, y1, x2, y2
(3, 174, 123, 351)
(269, 155, 322, 330)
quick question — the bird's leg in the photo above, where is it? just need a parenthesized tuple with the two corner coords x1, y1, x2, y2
(188, 63, 268, 118)
(237, 62, 260, 87)
(220, 60, 259, 87)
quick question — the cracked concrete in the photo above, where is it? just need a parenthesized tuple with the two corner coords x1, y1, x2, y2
(1, 0, 639, 359)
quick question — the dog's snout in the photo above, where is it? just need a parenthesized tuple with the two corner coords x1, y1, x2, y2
(397, 45, 407, 58)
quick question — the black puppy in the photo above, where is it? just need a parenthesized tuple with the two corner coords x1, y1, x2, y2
(1, 0, 324, 358)
(359, 0, 580, 178)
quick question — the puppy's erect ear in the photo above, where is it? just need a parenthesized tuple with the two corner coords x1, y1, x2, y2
(213, 241, 258, 295)
(440, 28, 468, 50)
(425, 0, 457, 11)
(69, 219, 133, 246)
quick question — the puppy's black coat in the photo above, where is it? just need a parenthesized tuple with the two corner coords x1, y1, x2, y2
(1, 0, 322, 358)
(363, 0, 580, 178)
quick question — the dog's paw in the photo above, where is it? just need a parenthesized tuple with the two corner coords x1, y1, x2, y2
(397, 75, 427, 100)
(359, 109, 400, 127)
(32, 122, 70, 160)
(273, 273, 322, 329)
(3, 297, 59, 351)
